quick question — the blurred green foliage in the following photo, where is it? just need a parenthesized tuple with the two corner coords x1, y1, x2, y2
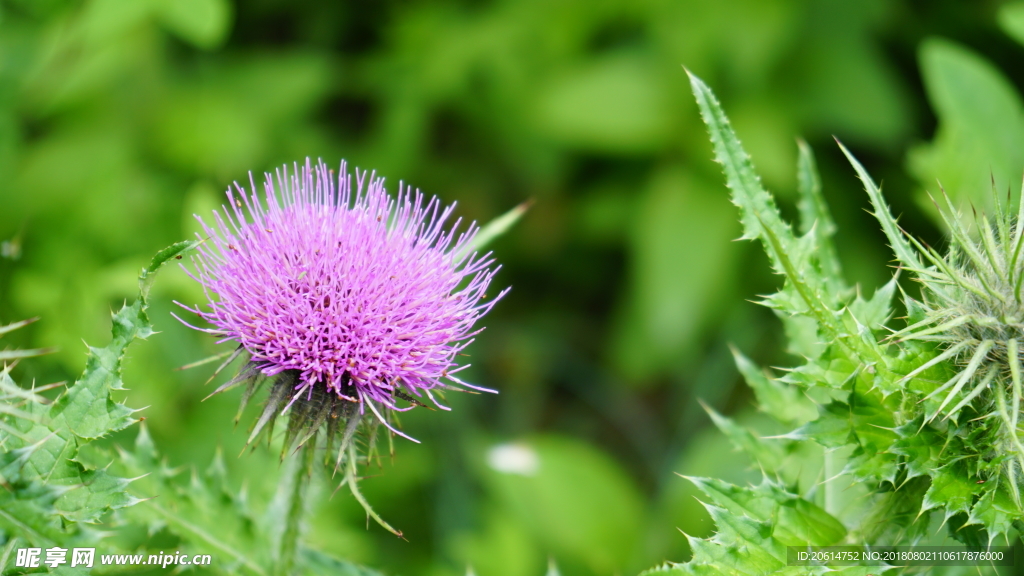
(2, 0, 1024, 574)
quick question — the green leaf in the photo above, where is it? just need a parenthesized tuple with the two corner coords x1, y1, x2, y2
(156, 0, 233, 50)
(692, 503, 786, 572)
(139, 239, 202, 299)
(0, 241, 199, 548)
(889, 418, 943, 480)
(690, 71, 887, 370)
(535, 54, 677, 153)
(687, 70, 793, 247)
(922, 460, 980, 519)
(456, 201, 530, 261)
(847, 277, 896, 330)
(999, 2, 1024, 47)
(837, 140, 925, 273)
(669, 486, 875, 576)
(614, 167, 741, 379)
(795, 140, 842, 286)
(686, 476, 847, 546)
(481, 435, 644, 575)
(642, 476, 885, 575)
(704, 404, 786, 473)
(966, 483, 1019, 542)
(118, 426, 271, 576)
(794, 401, 851, 449)
(731, 347, 817, 424)
(907, 38, 1024, 211)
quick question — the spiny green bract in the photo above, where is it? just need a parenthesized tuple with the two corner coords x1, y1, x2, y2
(662, 70, 1024, 575)
(891, 190, 1024, 505)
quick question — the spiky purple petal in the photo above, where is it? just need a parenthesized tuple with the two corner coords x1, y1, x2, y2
(179, 159, 505, 416)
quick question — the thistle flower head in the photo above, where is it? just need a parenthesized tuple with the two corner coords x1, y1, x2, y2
(176, 159, 505, 451)
(895, 188, 1024, 500)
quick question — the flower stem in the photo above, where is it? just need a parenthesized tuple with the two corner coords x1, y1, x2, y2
(276, 439, 316, 576)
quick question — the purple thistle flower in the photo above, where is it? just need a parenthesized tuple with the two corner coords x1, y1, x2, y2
(176, 159, 506, 447)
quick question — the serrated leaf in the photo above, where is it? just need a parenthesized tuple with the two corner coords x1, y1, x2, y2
(796, 140, 844, 297)
(695, 503, 786, 572)
(837, 141, 926, 274)
(848, 277, 897, 330)
(646, 475, 883, 576)
(0, 242, 199, 548)
(54, 468, 138, 522)
(966, 483, 1019, 542)
(686, 477, 846, 546)
(794, 401, 851, 449)
(48, 342, 137, 440)
(890, 419, 943, 480)
(687, 70, 794, 249)
(704, 405, 786, 472)
(119, 435, 271, 576)
(689, 71, 876, 364)
(300, 548, 386, 576)
(922, 460, 980, 519)
(731, 347, 817, 424)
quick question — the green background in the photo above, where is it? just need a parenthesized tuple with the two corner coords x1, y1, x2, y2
(1, 0, 1023, 574)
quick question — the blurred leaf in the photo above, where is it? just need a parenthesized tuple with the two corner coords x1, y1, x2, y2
(794, 12, 911, 149)
(156, 0, 233, 50)
(612, 167, 739, 380)
(481, 435, 644, 575)
(535, 53, 676, 153)
(907, 38, 1024, 211)
(998, 2, 1024, 48)
(151, 53, 331, 177)
(450, 508, 542, 576)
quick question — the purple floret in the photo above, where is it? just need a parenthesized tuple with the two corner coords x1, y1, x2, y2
(176, 159, 505, 439)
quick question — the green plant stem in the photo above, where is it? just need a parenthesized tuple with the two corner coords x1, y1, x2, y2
(276, 439, 316, 576)
(824, 449, 838, 517)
